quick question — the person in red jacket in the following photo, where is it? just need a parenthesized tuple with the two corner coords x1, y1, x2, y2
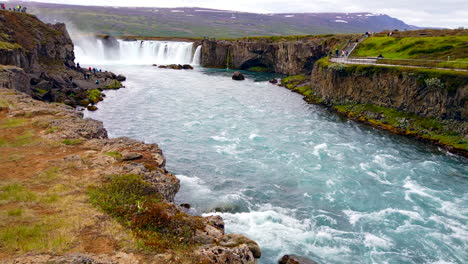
(1, 4, 6, 10)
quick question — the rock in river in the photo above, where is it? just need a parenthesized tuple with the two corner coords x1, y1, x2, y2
(232, 71, 245, 81)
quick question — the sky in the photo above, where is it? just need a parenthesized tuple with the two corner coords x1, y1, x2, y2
(9, 0, 468, 28)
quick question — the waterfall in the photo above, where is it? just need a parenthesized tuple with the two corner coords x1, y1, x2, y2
(74, 38, 197, 66)
(192, 45, 202, 65)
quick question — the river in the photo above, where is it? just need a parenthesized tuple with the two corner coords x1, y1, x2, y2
(79, 40, 467, 264)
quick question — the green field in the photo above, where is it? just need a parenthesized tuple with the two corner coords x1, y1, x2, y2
(351, 35, 468, 69)
(353, 35, 468, 61)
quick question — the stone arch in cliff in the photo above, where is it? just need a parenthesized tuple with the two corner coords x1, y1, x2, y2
(239, 58, 274, 72)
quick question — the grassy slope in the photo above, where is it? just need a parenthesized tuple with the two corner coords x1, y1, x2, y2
(0, 10, 61, 52)
(353, 35, 468, 61)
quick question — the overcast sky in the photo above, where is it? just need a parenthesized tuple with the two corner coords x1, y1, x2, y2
(11, 0, 468, 28)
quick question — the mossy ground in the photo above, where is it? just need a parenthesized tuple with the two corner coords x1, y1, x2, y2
(333, 104, 468, 151)
(88, 174, 204, 253)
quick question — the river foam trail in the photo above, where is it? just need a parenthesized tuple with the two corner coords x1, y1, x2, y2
(83, 64, 468, 264)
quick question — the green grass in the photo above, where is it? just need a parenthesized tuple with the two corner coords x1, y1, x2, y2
(87, 89, 103, 104)
(0, 98, 11, 108)
(333, 104, 468, 150)
(7, 208, 23, 217)
(353, 36, 468, 61)
(104, 80, 122, 90)
(88, 174, 204, 252)
(247, 66, 271, 72)
(280, 74, 307, 89)
(0, 41, 22, 51)
(0, 221, 71, 253)
(0, 184, 37, 203)
(38, 167, 61, 182)
(104, 151, 122, 159)
(0, 118, 28, 128)
(45, 126, 59, 134)
(62, 139, 83, 146)
(13, 131, 37, 147)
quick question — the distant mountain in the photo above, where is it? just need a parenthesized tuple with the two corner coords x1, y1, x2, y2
(9, 1, 419, 38)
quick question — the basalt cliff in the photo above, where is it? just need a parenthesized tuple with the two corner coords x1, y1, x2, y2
(199, 35, 355, 75)
(0, 10, 261, 264)
(0, 10, 124, 110)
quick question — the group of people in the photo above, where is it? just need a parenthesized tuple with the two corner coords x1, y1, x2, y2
(0, 3, 27, 13)
(75, 63, 107, 85)
(331, 49, 349, 58)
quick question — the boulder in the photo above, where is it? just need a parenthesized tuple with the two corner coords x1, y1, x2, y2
(116, 75, 126, 82)
(87, 105, 98, 111)
(121, 152, 143, 161)
(152, 64, 158, 67)
(182, 64, 194, 70)
(269, 78, 278, 84)
(232, 71, 245, 81)
(279, 255, 319, 264)
(219, 234, 261, 258)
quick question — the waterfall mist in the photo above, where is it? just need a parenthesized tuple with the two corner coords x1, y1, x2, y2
(73, 36, 201, 66)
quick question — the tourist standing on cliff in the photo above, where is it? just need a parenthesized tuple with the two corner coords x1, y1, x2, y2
(1, 3, 6, 10)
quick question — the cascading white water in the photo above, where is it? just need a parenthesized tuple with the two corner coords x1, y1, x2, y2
(74, 38, 201, 66)
(192, 45, 202, 65)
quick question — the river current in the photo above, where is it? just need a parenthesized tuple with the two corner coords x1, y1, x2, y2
(82, 62, 467, 263)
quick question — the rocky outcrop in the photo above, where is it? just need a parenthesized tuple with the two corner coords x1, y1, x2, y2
(200, 36, 353, 75)
(1, 88, 261, 263)
(232, 71, 245, 80)
(0, 10, 124, 106)
(157, 64, 194, 70)
(311, 61, 468, 121)
(279, 255, 319, 264)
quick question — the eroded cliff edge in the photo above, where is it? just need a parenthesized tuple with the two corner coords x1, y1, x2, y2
(200, 35, 355, 75)
(282, 61, 468, 155)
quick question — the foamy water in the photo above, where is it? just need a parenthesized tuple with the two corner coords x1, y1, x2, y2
(83, 64, 468, 264)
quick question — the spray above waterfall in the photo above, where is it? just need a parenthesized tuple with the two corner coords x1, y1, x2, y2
(74, 37, 201, 66)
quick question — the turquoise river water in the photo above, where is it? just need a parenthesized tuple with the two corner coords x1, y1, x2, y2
(83, 65, 467, 264)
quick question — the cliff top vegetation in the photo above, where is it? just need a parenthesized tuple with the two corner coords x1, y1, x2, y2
(352, 30, 468, 61)
(0, 10, 62, 52)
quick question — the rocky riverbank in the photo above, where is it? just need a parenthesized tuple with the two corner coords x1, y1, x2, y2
(279, 64, 468, 156)
(0, 88, 261, 263)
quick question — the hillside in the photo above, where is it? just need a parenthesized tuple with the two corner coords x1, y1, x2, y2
(352, 29, 468, 60)
(9, 1, 417, 38)
(350, 29, 468, 69)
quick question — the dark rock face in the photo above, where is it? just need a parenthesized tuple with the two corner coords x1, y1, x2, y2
(200, 37, 349, 75)
(157, 64, 194, 70)
(0, 10, 124, 106)
(232, 71, 245, 81)
(311, 64, 468, 121)
(279, 255, 319, 264)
